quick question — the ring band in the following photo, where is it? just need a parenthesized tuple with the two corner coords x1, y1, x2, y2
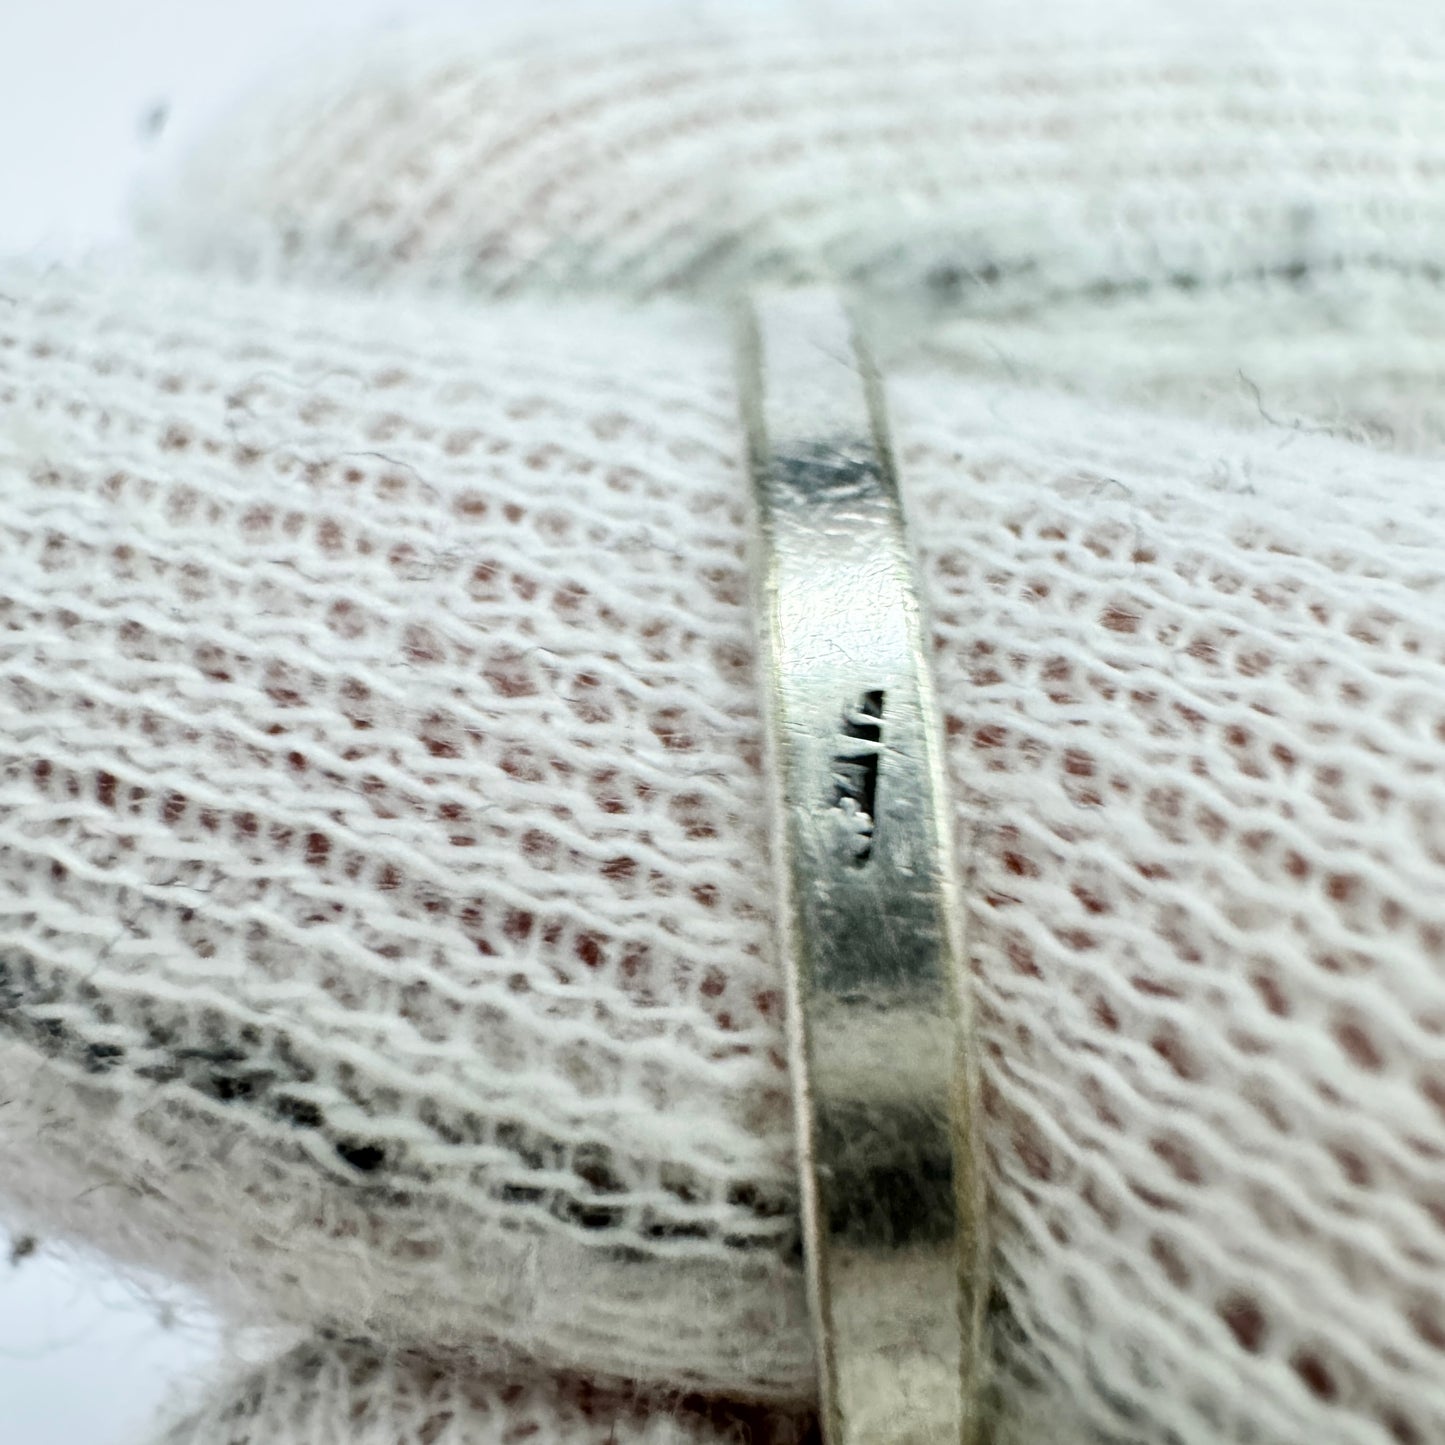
(737, 289, 989, 1444)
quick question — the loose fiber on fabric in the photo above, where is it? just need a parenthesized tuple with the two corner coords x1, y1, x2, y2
(3, 5, 1445, 1443)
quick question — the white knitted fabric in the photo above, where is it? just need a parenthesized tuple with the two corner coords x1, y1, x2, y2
(143, 6, 1445, 447)
(4, 7, 1445, 1444)
(152, 1339, 803, 1445)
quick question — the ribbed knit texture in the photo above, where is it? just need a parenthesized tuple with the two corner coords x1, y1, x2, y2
(3, 7, 1445, 1443)
(144, 9, 1445, 448)
(152, 1340, 811, 1445)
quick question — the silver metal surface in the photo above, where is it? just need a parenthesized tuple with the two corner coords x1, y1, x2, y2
(737, 289, 989, 1445)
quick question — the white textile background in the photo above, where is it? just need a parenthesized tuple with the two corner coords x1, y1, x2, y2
(0, 5, 543, 1439)
(6, 2, 1445, 1443)
(2, 1, 806, 1436)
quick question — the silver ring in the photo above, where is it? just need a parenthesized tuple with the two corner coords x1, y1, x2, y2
(737, 288, 990, 1444)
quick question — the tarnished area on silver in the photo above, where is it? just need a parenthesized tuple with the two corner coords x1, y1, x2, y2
(737, 290, 988, 1445)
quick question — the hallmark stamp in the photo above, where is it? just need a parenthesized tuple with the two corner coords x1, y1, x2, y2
(831, 689, 885, 863)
